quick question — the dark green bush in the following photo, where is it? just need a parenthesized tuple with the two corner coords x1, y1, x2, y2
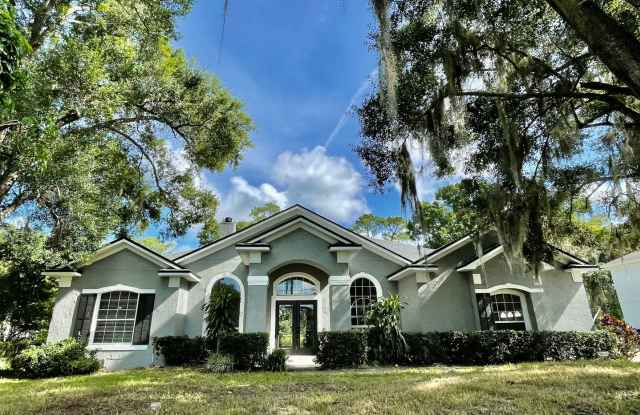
(537, 331, 617, 361)
(316, 331, 368, 369)
(10, 338, 100, 378)
(265, 349, 287, 372)
(217, 333, 268, 371)
(153, 336, 207, 366)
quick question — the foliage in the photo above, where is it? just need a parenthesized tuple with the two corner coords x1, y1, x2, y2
(216, 333, 268, 371)
(264, 349, 287, 372)
(152, 336, 207, 366)
(2, 0, 253, 254)
(203, 280, 240, 352)
(0, 226, 58, 340)
(0, 2, 29, 98)
(352, 213, 410, 240)
(315, 331, 368, 369)
(236, 202, 281, 230)
(206, 352, 234, 373)
(361, 0, 640, 268)
(135, 236, 176, 255)
(366, 295, 407, 364)
(10, 338, 100, 378)
(600, 313, 640, 358)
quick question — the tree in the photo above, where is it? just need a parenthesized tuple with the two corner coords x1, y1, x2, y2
(0, 226, 57, 340)
(203, 282, 240, 353)
(352, 213, 410, 240)
(361, 0, 640, 267)
(135, 236, 176, 255)
(2, 0, 253, 259)
(236, 202, 281, 230)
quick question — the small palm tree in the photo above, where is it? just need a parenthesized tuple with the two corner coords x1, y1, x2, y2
(203, 283, 240, 353)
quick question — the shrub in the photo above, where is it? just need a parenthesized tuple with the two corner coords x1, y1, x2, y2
(11, 338, 100, 378)
(206, 353, 234, 373)
(600, 314, 640, 358)
(537, 330, 617, 361)
(153, 336, 207, 366)
(265, 349, 287, 372)
(316, 331, 367, 369)
(217, 333, 268, 371)
(367, 295, 407, 364)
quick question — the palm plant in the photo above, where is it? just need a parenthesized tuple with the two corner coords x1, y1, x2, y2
(366, 294, 407, 364)
(203, 283, 240, 353)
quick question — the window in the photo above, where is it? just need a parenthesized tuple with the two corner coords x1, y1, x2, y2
(350, 277, 378, 326)
(276, 276, 317, 296)
(93, 291, 139, 344)
(477, 291, 527, 331)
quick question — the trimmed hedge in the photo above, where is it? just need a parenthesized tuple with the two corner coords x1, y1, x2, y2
(153, 336, 207, 366)
(217, 333, 269, 370)
(154, 333, 269, 371)
(316, 331, 368, 369)
(316, 330, 617, 369)
(10, 338, 101, 378)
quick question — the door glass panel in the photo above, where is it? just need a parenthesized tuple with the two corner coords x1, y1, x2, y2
(298, 303, 316, 351)
(277, 304, 293, 349)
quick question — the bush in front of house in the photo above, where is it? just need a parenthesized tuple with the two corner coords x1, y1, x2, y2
(316, 331, 368, 369)
(153, 336, 207, 366)
(206, 353, 235, 373)
(599, 314, 640, 358)
(217, 333, 269, 371)
(265, 349, 287, 372)
(10, 338, 100, 378)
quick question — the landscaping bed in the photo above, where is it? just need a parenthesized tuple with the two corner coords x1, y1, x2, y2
(1, 360, 640, 414)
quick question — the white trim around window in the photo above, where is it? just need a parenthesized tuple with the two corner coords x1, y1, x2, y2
(349, 273, 383, 328)
(203, 273, 245, 335)
(82, 285, 156, 350)
(474, 283, 543, 294)
(487, 289, 533, 331)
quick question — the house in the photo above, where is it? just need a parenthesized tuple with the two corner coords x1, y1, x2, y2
(604, 251, 640, 328)
(45, 205, 597, 370)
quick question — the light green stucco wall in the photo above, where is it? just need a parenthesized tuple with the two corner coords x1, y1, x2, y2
(609, 263, 640, 327)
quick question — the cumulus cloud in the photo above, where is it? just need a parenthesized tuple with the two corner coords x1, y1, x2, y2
(217, 146, 368, 223)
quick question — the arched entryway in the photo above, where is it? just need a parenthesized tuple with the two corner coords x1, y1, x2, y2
(268, 263, 328, 354)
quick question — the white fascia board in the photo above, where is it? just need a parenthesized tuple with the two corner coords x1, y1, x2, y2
(251, 219, 346, 244)
(88, 240, 182, 270)
(328, 246, 362, 252)
(419, 235, 474, 264)
(388, 265, 438, 282)
(235, 246, 271, 252)
(158, 271, 200, 283)
(42, 271, 82, 278)
(457, 246, 504, 272)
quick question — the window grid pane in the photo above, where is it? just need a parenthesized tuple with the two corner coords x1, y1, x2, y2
(276, 277, 317, 296)
(350, 278, 377, 326)
(93, 291, 139, 344)
(490, 293, 524, 323)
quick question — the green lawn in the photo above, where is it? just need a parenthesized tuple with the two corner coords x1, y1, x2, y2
(1, 360, 639, 414)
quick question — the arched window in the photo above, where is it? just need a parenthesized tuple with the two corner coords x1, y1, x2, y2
(350, 277, 378, 326)
(205, 275, 244, 332)
(477, 290, 528, 331)
(276, 276, 317, 296)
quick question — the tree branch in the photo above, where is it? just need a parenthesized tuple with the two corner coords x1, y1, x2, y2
(106, 126, 165, 194)
(580, 81, 635, 96)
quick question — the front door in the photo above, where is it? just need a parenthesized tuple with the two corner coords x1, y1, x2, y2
(276, 300, 317, 354)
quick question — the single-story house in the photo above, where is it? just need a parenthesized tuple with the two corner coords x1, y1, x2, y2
(45, 205, 598, 370)
(604, 251, 640, 328)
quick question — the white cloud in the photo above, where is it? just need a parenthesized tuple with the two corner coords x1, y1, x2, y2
(218, 177, 288, 220)
(274, 146, 368, 222)
(217, 146, 368, 223)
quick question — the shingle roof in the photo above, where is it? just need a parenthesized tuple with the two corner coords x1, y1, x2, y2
(364, 238, 432, 262)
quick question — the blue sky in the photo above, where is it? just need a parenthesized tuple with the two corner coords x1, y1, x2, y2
(165, 1, 447, 251)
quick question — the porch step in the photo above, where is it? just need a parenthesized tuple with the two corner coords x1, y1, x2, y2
(285, 355, 318, 370)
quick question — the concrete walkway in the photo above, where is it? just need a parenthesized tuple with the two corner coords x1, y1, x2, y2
(285, 355, 318, 370)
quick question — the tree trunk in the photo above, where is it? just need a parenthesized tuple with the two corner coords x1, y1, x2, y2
(546, 0, 640, 98)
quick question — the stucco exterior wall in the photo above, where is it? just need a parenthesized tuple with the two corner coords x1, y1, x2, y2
(47, 250, 187, 370)
(608, 264, 640, 327)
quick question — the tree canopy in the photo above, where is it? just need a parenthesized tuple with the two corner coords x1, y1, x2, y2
(1, 0, 253, 260)
(352, 213, 410, 240)
(236, 202, 281, 230)
(361, 0, 640, 267)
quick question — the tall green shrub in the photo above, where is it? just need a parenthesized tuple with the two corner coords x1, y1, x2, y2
(203, 282, 240, 353)
(11, 338, 100, 378)
(366, 295, 406, 364)
(316, 331, 368, 369)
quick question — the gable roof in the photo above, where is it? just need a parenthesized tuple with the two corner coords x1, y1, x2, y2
(48, 237, 186, 272)
(175, 205, 415, 265)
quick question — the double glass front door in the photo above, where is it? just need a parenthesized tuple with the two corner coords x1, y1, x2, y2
(276, 300, 317, 354)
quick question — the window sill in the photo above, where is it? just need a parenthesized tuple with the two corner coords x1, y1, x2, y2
(88, 344, 149, 351)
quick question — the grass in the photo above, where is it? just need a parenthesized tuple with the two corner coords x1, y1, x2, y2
(1, 360, 639, 414)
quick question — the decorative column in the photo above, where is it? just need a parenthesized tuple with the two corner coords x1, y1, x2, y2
(245, 272, 269, 333)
